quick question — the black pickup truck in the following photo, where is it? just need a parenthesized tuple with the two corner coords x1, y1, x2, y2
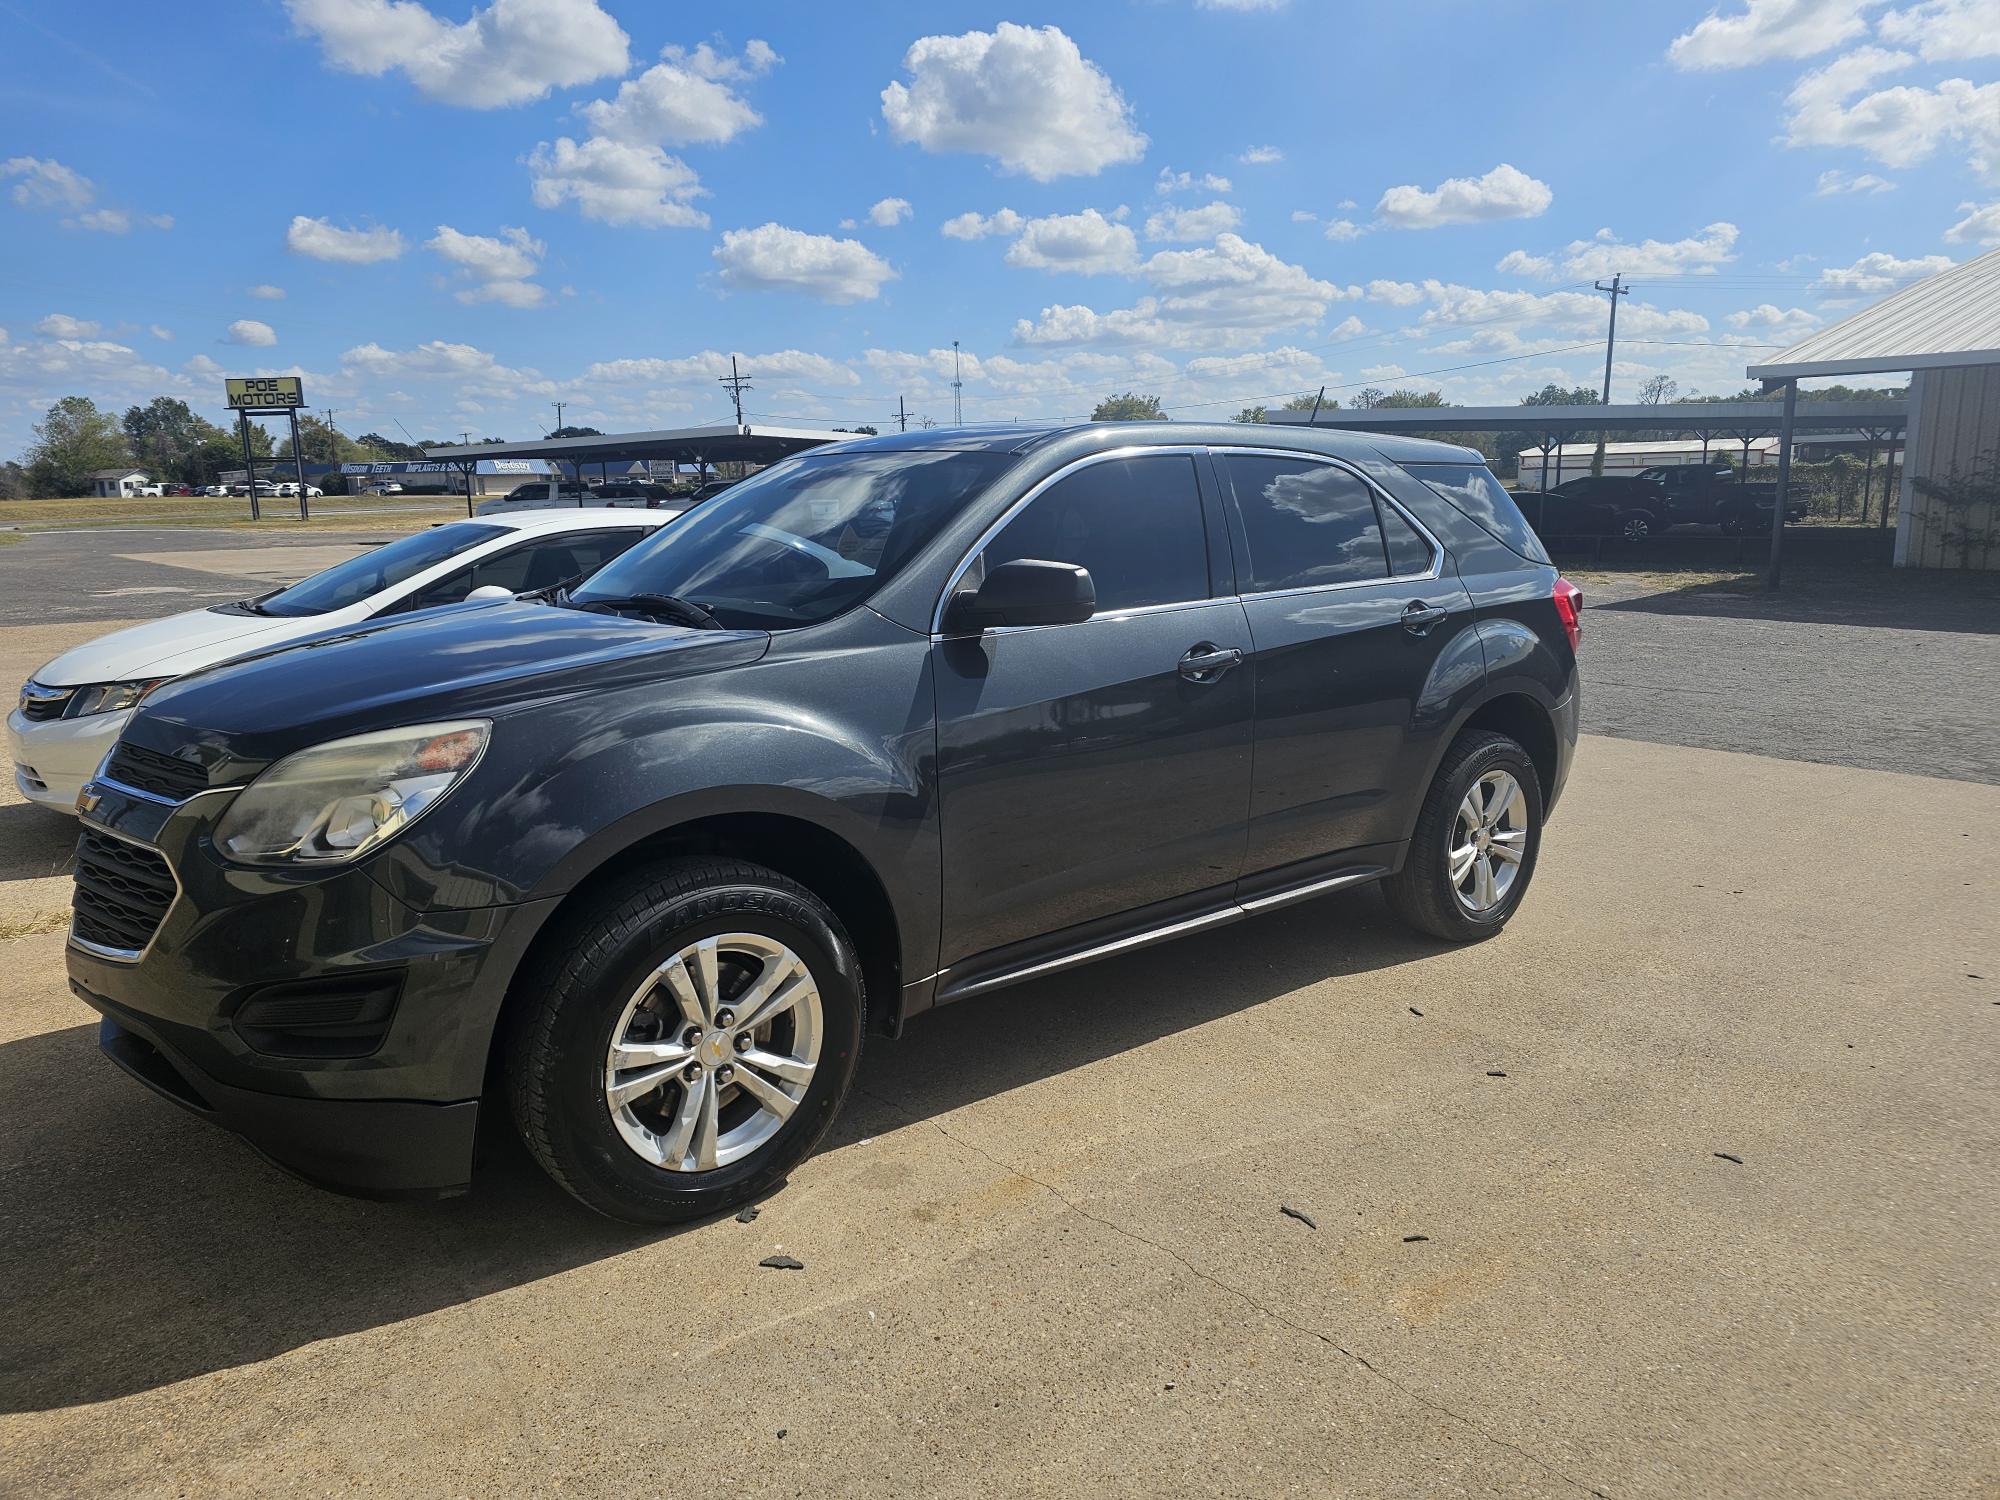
(1634, 464, 1802, 533)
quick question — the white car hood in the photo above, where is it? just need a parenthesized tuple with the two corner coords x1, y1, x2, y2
(30, 605, 357, 687)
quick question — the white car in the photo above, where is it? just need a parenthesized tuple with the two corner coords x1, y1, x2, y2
(10, 506, 682, 813)
(274, 482, 324, 498)
(360, 481, 404, 496)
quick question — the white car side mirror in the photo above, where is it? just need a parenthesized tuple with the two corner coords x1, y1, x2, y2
(466, 585, 517, 602)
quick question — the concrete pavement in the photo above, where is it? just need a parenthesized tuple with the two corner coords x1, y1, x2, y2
(1, 734, 1994, 1498)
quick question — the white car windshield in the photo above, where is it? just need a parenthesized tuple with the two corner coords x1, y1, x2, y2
(251, 523, 509, 616)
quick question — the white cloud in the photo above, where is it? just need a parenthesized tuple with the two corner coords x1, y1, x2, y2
(37, 313, 100, 337)
(1945, 199, 2000, 242)
(1013, 234, 1348, 350)
(881, 23, 1148, 181)
(868, 197, 913, 227)
(428, 225, 546, 306)
(1366, 279, 1424, 306)
(1726, 303, 1822, 334)
(576, 37, 778, 147)
(150, 325, 172, 341)
(226, 319, 278, 347)
(940, 207, 1025, 240)
(1289, 209, 1317, 222)
(1411, 281, 1710, 338)
(1813, 250, 1954, 290)
(527, 137, 708, 228)
(1558, 222, 1739, 277)
(1496, 249, 1556, 278)
(286, 214, 406, 262)
(339, 339, 555, 401)
(283, 0, 630, 108)
(1784, 47, 2000, 172)
(1322, 219, 1363, 241)
(1157, 168, 1233, 195)
(3, 155, 94, 210)
(713, 223, 897, 303)
(1144, 200, 1243, 243)
(248, 283, 287, 300)
(583, 348, 860, 388)
(1815, 167, 1898, 193)
(183, 354, 225, 378)
(1668, 0, 1873, 69)
(1375, 164, 1552, 229)
(1239, 145, 1283, 165)
(1876, 0, 2000, 62)
(1003, 209, 1141, 273)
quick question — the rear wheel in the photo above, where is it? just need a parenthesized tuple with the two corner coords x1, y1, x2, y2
(1383, 731, 1544, 943)
(1621, 512, 1654, 542)
(505, 858, 865, 1224)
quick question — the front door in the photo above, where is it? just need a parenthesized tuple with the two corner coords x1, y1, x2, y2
(1215, 450, 1475, 879)
(933, 452, 1254, 971)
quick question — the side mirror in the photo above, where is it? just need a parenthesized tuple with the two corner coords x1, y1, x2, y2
(466, 585, 517, 602)
(945, 558, 1095, 633)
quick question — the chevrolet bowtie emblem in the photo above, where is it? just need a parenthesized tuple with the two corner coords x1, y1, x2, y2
(75, 783, 101, 817)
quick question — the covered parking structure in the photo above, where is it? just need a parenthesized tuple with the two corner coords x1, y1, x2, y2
(1750, 245, 2000, 572)
(422, 422, 857, 509)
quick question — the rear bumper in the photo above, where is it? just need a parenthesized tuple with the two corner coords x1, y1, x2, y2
(1546, 685, 1580, 817)
(80, 992, 480, 1199)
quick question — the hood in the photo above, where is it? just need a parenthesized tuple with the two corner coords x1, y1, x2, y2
(30, 605, 319, 686)
(125, 600, 771, 778)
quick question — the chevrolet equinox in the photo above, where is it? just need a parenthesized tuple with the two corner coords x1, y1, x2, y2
(64, 423, 1581, 1224)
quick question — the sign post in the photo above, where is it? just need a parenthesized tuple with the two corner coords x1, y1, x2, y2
(224, 376, 308, 520)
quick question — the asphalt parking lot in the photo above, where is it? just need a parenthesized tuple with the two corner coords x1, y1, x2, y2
(1, 532, 1995, 1498)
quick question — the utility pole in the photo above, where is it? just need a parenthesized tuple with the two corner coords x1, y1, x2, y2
(550, 400, 566, 433)
(951, 340, 963, 426)
(719, 357, 752, 427)
(459, 430, 473, 446)
(895, 395, 909, 433)
(1594, 273, 1627, 404)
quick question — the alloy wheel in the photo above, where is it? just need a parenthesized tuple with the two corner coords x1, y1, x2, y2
(1448, 770, 1529, 914)
(602, 932, 823, 1172)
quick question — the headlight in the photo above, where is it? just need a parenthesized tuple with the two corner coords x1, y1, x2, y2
(214, 720, 489, 865)
(68, 680, 166, 717)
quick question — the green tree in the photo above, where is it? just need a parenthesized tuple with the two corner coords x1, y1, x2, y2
(24, 396, 128, 497)
(1281, 392, 1328, 413)
(547, 425, 604, 439)
(0, 461, 27, 500)
(1092, 392, 1165, 421)
(1636, 374, 1679, 405)
(277, 414, 368, 465)
(1234, 405, 1268, 423)
(354, 432, 426, 460)
(122, 397, 232, 486)
(1370, 389, 1447, 408)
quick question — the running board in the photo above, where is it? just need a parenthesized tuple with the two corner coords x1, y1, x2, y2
(935, 864, 1387, 1004)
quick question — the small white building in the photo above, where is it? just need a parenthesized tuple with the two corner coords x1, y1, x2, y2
(87, 468, 152, 498)
(1515, 437, 1780, 484)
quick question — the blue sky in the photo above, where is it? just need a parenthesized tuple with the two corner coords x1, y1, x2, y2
(3, 0, 1997, 456)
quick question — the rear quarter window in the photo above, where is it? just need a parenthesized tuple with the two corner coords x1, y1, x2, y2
(1400, 462, 1551, 565)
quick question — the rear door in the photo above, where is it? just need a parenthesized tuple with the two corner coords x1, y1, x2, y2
(932, 450, 1254, 970)
(1216, 449, 1474, 882)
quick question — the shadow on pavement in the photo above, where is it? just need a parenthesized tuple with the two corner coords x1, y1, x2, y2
(1, 886, 1441, 1412)
(1590, 563, 2000, 635)
(0, 801, 76, 884)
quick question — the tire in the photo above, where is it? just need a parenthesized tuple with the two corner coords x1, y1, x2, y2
(505, 857, 866, 1224)
(1621, 512, 1653, 542)
(1382, 730, 1545, 943)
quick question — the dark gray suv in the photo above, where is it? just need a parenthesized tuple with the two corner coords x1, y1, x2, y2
(66, 423, 1580, 1224)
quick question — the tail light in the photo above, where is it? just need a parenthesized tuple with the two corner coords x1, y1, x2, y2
(1552, 577, 1582, 652)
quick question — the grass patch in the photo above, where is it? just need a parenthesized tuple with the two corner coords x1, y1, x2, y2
(0, 911, 69, 943)
(1, 494, 472, 533)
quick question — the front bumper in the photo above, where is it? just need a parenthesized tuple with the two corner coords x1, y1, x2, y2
(8, 705, 131, 812)
(64, 776, 559, 1199)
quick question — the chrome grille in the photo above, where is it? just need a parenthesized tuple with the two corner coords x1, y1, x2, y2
(18, 683, 74, 723)
(71, 829, 176, 957)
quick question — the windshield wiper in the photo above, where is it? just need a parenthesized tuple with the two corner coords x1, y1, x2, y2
(576, 592, 724, 630)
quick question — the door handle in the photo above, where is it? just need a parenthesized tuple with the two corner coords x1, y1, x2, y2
(1179, 643, 1244, 682)
(1401, 600, 1449, 636)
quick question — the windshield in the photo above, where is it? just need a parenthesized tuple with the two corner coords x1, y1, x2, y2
(253, 522, 508, 616)
(572, 450, 1010, 629)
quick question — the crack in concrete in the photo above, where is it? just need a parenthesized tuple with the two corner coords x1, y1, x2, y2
(856, 1086, 1609, 1499)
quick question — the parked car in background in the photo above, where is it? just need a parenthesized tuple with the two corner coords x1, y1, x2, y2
(478, 478, 635, 513)
(166, 484, 195, 497)
(11, 507, 680, 814)
(273, 482, 325, 499)
(1634, 464, 1801, 533)
(62, 422, 1579, 1223)
(358, 481, 405, 496)
(227, 480, 280, 498)
(684, 478, 739, 503)
(202, 485, 231, 497)
(1516, 476, 1663, 540)
(132, 483, 165, 497)
(588, 480, 681, 506)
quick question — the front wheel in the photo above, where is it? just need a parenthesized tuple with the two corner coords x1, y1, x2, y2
(505, 858, 865, 1224)
(1383, 731, 1545, 943)
(1621, 512, 1653, 542)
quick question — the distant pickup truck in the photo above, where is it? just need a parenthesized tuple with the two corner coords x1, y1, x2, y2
(1635, 464, 1802, 533)
(1515, 464, 1805, 541)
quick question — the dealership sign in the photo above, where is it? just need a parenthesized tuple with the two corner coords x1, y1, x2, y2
(225, 375, 305, 409)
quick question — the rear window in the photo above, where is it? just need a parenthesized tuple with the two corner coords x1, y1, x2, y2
(1401, 462, 1551, 565)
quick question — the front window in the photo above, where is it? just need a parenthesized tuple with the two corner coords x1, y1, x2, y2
(251, 523, 509, 617)
(572, 450, 1010, 629)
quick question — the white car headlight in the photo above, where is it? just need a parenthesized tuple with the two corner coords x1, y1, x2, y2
(69, 679, 167, 717)
(214, 720, 489, 865)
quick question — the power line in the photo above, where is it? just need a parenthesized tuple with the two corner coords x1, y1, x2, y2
(718, 356, 753, 426)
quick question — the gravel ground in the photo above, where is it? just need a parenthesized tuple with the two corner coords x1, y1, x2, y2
(1576, 566, 2000, 784)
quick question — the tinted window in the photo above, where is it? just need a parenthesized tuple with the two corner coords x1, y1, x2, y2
(575, 451, 1008, 629)
(413, 529, 646, 606)
(1224, 456, 1386, 590)
(1402, 462, 1551, 565)
(1381, 503, 1434, 577)
(978, 455, 1208, 613)
(256, 523, 508, 616)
